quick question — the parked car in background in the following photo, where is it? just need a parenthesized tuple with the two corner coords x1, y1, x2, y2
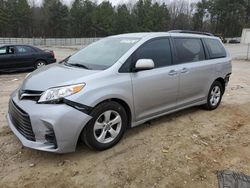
(228, 38, 241, 44)
(215, 33, 227, 43)
(7, 31, 232, 153)
(0, 44, 56, 72)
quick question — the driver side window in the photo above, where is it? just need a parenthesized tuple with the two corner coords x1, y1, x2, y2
(134, 38, 172, 68)
(0, 47, 7, 55)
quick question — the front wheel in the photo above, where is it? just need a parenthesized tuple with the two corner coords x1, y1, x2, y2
(82, 101, 127, 150)
(204, 81, 223, 110)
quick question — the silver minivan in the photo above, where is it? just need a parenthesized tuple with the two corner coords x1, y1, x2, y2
(7, 31, 232, 153)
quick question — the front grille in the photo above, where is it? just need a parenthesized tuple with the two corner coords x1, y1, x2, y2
(9, 100, 36, 141)
(19, 90, 43, 101)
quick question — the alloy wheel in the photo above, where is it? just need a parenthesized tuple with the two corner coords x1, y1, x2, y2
(210, 85, 221, 106)
(36, 61, 46, 68)
(93, 110, 122, 144)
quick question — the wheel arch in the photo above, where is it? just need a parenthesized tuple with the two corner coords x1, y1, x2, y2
(214, 77, 225, 94)
(106, 98, 132, 128)
(90, 98, 132, 129)
(77, 97, 133, 146)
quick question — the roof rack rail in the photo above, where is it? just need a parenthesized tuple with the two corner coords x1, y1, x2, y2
(168, 30, 214, 36)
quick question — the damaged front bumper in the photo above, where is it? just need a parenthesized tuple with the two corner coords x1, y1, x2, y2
(7, 90, 92, 153)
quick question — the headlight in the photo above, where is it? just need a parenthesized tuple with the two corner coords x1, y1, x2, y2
(38, 83, 85, 103)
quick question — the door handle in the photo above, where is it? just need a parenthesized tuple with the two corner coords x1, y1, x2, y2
(168, 70, 178, 76)
(180, 68, 188, 74)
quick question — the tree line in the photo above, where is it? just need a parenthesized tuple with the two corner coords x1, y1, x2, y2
(0, 0, 249, 38)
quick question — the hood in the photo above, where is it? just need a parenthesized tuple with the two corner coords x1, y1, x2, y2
(21, 63, 100, 91)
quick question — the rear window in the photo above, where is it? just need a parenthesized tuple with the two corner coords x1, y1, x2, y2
(174, 38, 205, 64)
(204, 38, 226, 59)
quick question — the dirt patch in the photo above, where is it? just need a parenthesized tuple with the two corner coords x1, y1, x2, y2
(1, 60, 250, 188)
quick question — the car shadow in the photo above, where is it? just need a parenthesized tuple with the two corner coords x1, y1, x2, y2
(123, 106, 202, 138)
(73, 106, 203, 155)
(15, 106, 203, 158)
(0, 69, 33, 75)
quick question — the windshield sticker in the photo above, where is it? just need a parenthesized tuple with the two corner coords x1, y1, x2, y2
(120, 39, 139, 44)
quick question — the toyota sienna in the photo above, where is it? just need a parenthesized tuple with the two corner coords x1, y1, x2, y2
(7, 31, 232, 153)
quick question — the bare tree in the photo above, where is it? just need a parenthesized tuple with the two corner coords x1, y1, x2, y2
(168, 0, 190, 29)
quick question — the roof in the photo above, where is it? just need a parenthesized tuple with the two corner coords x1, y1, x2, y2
(0, 44, 35, 47)
(111, 32, 169, 38)
(110, 32, 217, 40)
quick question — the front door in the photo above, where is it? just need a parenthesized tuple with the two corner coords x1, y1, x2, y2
(131, 38, 179, 121)
(0, 46, 17, 70)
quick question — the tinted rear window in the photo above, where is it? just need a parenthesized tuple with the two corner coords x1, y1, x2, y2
(174, 38, 205, 63)
(204, 38, 226, 59)
(16, 46, 34, 53)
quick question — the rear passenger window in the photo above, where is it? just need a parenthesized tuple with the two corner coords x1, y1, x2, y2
(134, 38, 172, 68)
(16, 46, 34, 54)
(204, 38, 226, 59)
(174, 38, 205, 63)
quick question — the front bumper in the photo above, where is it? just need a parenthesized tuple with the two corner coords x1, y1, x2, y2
(7, 90, 92, 153)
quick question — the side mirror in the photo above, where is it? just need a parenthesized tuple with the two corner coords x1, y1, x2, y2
(135, 59, 155, 71)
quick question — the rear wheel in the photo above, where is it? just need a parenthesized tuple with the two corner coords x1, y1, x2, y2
(204, 81, 223, 110)
(82, 101, 127, 150)
(35, 60, 46, 69)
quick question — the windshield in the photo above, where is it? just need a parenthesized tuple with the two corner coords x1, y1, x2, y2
(66, 37, 140, 70)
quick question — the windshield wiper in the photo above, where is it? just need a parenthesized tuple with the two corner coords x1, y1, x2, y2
(65, 62, 90, 70)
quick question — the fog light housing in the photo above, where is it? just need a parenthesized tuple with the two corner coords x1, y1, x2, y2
(45, 129, 57, 149)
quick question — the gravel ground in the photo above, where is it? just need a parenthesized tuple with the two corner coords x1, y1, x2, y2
(0, 47, 250, 187)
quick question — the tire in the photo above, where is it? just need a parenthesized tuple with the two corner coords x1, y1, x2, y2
(204, 81, 223, 110)
(35, 60, 46, 69)
(82, 101, 128, 150)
